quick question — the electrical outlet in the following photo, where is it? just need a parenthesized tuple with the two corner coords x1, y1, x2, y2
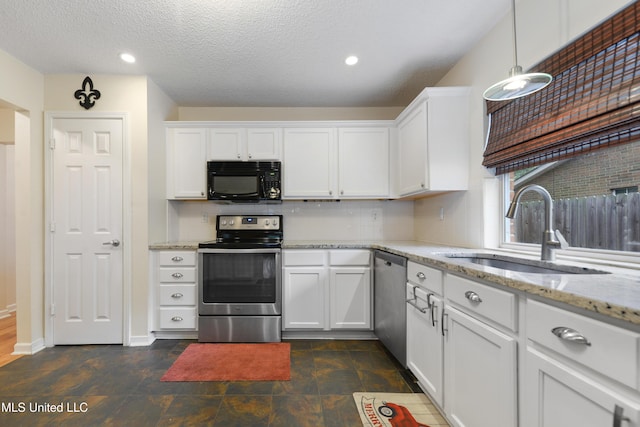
(201, 212, 209, 223)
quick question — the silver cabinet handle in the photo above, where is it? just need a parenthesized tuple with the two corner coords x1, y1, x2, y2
(431, 303, 438, 328)
(171, 316, 183, 322)
(441, 309, 448, 337)
(465, 290, 482, 303)
(613, 404, 630, 427)
(171, 272, 184, 279)
(171, 293, 183, 299)
(102, 239, 120, 247)
(171, 256, 183, 262)
(551, 326, 591, 346)
(416, 272, 426, 280)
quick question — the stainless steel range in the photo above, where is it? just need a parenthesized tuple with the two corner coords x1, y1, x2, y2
(197, 214, 283, 342)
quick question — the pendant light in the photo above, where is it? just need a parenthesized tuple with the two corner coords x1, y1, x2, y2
(483, 0, 552, 101)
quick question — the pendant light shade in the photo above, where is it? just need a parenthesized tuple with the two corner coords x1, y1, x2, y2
(483, 0, 553, 101)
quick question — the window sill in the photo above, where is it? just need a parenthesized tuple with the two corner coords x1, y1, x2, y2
(495, 242, 640, 272)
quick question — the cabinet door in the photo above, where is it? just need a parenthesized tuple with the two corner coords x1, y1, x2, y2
(337, 127, 389, 198)
(444, 306, 517, 427)
(397, 102, 428, 196)
(283, 267, 327, 329)
(246, 128, 281, 160)
(283, 128, 336, 198)
(406, 284, 444, 406)
(329, 267, 371, 329)
(167, 128, 207, 199)
(523, 347, 640, 427)
(208, 128, 244, 160)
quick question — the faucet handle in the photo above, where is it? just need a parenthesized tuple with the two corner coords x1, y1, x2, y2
(554, 230, 569, 249)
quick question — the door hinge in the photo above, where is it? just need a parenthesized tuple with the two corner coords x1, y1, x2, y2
(50, 303, 55, 316)
(49, 138, 55, 150)
(49, 222, 56, 232)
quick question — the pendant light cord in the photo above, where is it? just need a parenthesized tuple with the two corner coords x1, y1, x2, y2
(511, 0, 518, 68)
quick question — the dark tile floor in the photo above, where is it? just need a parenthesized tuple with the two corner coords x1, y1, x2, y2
(0, 339, 423, 426)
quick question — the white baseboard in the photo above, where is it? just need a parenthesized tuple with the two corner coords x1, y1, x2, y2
(13, 338, 46, 355)
(128, 334, 156, 347)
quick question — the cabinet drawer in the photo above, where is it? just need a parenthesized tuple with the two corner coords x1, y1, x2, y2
(407, 261, 443, 295)
(283, 250, 326, 266)
(159, 284, 197, 306)
(158, 251, 196, 266)
(527, 299, 640, 390)
(159, 307, 197, 329)
(329, 250, 370, 266)
(159, 268, 196, 283)
(446, 274, 517, 331)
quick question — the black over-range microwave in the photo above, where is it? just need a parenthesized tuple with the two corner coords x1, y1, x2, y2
(207, 161, 281, 203)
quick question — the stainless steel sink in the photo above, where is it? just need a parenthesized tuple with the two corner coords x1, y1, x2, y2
(444, 253, 610, 275)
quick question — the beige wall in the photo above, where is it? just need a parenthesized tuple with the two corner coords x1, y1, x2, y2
(147, 80, 179, 245)
(415, 0, 634, 248)
(44, 74, 172, 343)
(178, 106, 403, 121)
(0, 49, 45, 353)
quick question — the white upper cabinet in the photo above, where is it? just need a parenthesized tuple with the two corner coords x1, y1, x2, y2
(166, 127, 207, 199)
(338, 127, 389, 198)
(283, 125, 391, 199)
(207, 127, 281, 161)
(396, 87, 470, 197)
(283, 128, 337, 198)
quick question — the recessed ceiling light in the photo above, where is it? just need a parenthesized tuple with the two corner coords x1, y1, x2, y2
(345, 55, 359, 66)
(119, 53, 136, 64)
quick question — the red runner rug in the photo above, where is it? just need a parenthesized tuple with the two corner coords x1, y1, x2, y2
(161, 343, 290, 382)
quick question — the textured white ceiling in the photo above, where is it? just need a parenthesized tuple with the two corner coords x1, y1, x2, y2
(0, 0, 510, 107)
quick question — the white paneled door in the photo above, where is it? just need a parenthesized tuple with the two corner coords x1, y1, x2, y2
(50, 117, 124, 344)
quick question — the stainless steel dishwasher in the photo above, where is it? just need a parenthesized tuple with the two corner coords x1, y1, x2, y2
(374, 250, 407, 366)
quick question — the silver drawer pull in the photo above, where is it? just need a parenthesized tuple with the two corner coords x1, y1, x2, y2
(171, 272, 184, 279)
(416, 272, 426, 280)
(171, 316, 183, 322)
(464, 290, 483, 303)
(551, 326, 591, 346)
(171, 256, 184, 262)
(171, 293, 183, 299)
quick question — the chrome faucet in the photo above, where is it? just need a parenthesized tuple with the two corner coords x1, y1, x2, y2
(506, 184, 568, 261)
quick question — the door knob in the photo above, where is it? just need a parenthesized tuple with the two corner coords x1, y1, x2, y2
(102, 239, 120, 247)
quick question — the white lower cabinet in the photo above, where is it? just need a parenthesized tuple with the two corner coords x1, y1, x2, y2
(406, 264, 518, 427)
(283, 249, 371, 331)
(524, 347, 640, 427)
(283, 265, 327, 329)
(523, 299, 640, 427)
(444, 306, 517, 427)
(406, 282, 444, 405)
(151, 250, 198, 331)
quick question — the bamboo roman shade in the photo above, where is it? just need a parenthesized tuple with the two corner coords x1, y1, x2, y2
(483, 2, 640, 175)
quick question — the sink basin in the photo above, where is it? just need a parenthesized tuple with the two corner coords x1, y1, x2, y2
(444, 253, 610, 275)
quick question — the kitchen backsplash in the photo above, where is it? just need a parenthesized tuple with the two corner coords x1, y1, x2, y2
(168, 200, 414, 242)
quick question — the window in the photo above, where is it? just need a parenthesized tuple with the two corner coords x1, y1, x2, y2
(486, 3, 640, 259)
(503, 138, 640, 254)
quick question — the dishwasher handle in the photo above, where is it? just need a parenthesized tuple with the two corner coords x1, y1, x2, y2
(374, 250, 407, 267)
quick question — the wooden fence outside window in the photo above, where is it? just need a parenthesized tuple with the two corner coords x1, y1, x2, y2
(512, 192, 640, 252)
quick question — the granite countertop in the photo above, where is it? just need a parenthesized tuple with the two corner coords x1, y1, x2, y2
(150, 239, 640, 328)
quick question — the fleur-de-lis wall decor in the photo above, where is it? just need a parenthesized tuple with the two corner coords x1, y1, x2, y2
(74, 76, 101, 110)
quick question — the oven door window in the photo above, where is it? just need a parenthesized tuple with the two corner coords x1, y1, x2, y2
(201, 252, 277, 303)
(211, 175, 259, 198)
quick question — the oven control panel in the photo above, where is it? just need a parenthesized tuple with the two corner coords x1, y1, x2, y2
(217, 215, 282, 230)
